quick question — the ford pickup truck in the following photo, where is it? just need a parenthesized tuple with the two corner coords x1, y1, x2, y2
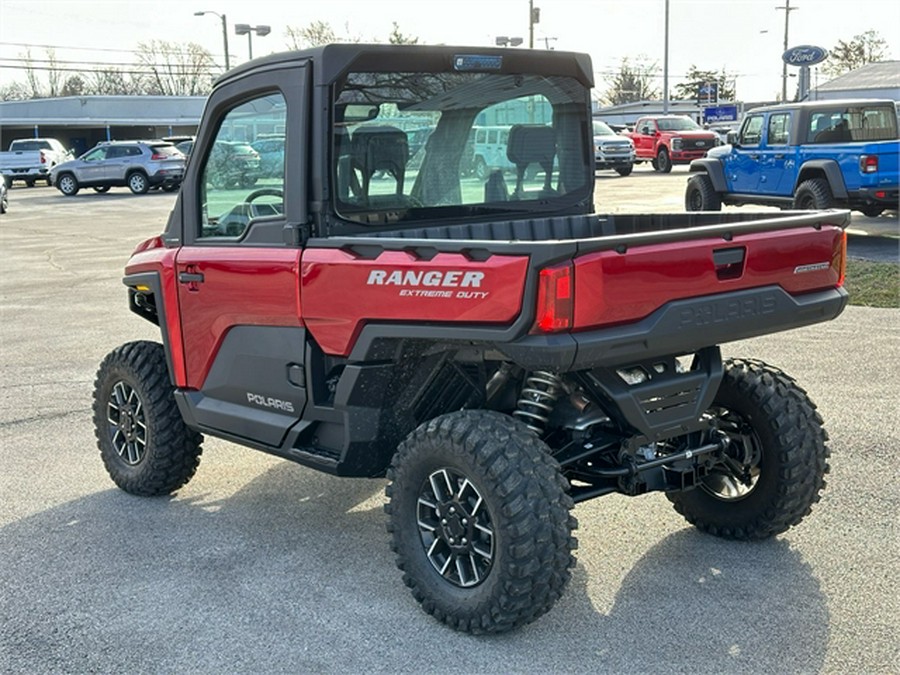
(92, 44, 848, 635)
(0, 138, 73, 187)
(685, 99, 899, 216)
(624, 115, 719, 173)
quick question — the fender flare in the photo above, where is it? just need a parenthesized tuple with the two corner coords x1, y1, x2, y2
(688, 159, 727, 192)
(796, 160, 848, 199)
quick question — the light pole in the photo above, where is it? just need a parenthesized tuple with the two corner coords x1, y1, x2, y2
(234, 24, 271, 61)
(776, 0, 798, 101)
(495, 36, 524, 48)
(194, 10, 230, 71)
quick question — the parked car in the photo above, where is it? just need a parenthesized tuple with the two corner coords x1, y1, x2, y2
(623, 116, 718, 172)
(0, 178, 8, 214)
(175, 139, 194, 158)
(50, 141, 185, 196)
(206, 141, 261, 188)
(250, 137, 285, 177)
(0, 137, 73, 187)
(686, 99, 899, 216)
(592, 119, 635, 176)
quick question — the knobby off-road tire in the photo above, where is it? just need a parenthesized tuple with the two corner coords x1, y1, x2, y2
(685, 173, 722, 211)
(93, 341, 203, 496)
(668, 358, 830, 540)
(792, 177, 834, 210)
(385, 410, 577, 634)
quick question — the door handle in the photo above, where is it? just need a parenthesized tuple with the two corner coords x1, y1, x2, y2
(179, 272, 204, 284)
(774, 153, 785, 159)
(748, 154, 759, 160)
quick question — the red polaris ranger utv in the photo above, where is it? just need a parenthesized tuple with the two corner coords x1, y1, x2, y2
(94, 44, 848, 634)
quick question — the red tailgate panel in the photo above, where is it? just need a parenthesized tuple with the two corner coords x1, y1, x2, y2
(573, 226, 845, 330)
(301, 249, 530, 356)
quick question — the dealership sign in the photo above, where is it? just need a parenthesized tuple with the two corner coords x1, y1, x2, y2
(782, 45, 828, 66)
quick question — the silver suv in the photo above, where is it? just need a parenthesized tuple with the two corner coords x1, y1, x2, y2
(593, 120, 635, 176)
(50, 141, 185, 196)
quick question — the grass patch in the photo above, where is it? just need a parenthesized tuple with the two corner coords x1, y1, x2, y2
(845, 259, 900, 307)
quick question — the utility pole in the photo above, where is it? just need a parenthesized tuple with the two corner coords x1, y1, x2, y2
(529, 1, 540, 49)
(776, 0, 798, 101)
(663, 0, 670, 114)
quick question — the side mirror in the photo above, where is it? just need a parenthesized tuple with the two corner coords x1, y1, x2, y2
(727, 131, 739, 146)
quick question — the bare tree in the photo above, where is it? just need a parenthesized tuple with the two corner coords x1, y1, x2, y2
(388, 22, 419, 45)
(285, 20, 340, 49)
(822, 30, 889, 78)
(136, 40, 215, 96)
(602, 56, 660, 105)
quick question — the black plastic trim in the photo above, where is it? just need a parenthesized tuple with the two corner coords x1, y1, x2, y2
(123, 272, 176, 385)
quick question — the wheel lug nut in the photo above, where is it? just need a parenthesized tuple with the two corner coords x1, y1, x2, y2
(441, 519, 448, 525)
(449, 507, 455, 514)
(462, 518, 468, 526)
(448, 537, 455, 544)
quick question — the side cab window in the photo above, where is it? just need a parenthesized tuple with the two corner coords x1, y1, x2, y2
(767, 113, 791, 145)
(739, 115, 764, 146)
(198, 93, 287, 238)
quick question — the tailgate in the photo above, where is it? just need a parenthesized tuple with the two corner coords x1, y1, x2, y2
(572, 225, 845, 330)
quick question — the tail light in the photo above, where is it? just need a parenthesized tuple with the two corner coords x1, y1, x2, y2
(859, 155, 878, 173)
(39, 150, 47, 164)
(835, 231, 847, 287)
(150, 153, 167, 160)
(532, 262, 574, 333)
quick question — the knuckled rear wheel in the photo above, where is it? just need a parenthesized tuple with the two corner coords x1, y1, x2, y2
(385, 410, 577, 634)
(668, 358, 830, 540)
(93, 341, 203, 496)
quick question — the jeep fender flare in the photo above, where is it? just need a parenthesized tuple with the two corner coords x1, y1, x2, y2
(795, 160, 848, 199)
(688, 159, 727, 193)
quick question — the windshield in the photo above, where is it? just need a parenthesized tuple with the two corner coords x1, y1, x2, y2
(657, 117, 701, 131)
(332, 71, 591, 225)
(592, 120, 616, 136)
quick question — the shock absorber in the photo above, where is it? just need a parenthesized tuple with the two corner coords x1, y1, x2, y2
(514, 371, 565, 434)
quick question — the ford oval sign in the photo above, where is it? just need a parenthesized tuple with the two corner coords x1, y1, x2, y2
(782, 45, 828, 66)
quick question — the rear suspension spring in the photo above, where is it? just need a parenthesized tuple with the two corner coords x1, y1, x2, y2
(514, 371, 564, 434)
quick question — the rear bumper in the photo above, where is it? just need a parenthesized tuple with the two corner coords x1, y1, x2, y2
(854, 185, 900, 206)
(497, 285, 849, 371)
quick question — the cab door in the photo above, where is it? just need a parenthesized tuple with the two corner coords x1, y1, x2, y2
(172, 62, 311, 446)
(755, 112, 794, 196)
(722, 113, 765, 193)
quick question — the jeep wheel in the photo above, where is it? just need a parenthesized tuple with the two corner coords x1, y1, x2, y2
(473, 157, 488, 180)
(386, 410, 577, 634)
(668, 358, 830, 540)
(860, 205, 884, 217)
(685, 173, 722, 211)
(93, 341, 203, 496)
(56, 173, 79, 196)
(792, 178, 833, 210)
(656, 148, 672, 173)
(616, 165, 634, 177)
(127, 172, 150, 194)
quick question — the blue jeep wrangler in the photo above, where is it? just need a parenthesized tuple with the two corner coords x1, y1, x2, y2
(685, 99, 899, 217)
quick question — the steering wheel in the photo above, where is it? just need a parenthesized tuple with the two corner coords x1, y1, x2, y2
(245, 188, 284, 203)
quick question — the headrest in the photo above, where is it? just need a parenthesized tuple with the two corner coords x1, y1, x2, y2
(507, 125, 556, 166)
(351, 126, 409, 175)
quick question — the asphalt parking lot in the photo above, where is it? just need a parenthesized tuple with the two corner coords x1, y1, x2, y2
(1, 171, 898, 674)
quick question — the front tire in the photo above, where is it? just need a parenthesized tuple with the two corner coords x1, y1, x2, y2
(93, 341, 203, 496)
(656, 147, 672, 173)
(792, 178, 833, 210)
(616, 165, 634, 176)
(668, 359, 830, 540)
(386, 410, 577, 634)
(685, 173, 722, 211)
(56, 173, 79, 196)
(127, 172, 149, 194)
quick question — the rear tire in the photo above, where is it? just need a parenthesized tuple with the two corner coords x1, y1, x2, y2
(860, 205, 884, 217)
(685, 173, 722, 211)
(386, 410, 577, 634)
(93, 341, 203, 496)
(127, 172, 149, 194)
(93, 186, 110, 193)
(668, 358, 830, 540)
(792, 178, 833, 210)
(616, 165, 633, 176)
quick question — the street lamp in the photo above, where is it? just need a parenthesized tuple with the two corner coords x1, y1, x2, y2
(495, 36, 523, 47)
(194, 10, 230, 71)
(234, 24, 271, 61)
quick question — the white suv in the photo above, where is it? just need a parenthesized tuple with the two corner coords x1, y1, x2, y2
(593, 120, 635, 176)
(50, 141, 185, 196)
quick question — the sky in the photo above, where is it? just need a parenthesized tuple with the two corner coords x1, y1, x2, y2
(1, 0, 898, 103)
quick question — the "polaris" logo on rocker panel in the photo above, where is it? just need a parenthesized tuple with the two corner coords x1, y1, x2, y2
(246, 392, 295, 413)
(366, 270, 485, 288)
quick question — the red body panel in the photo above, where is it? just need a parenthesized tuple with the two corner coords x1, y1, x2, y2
(175, 247, 302, 388)
(572, 226, 845, 330)
(300, 249, 530, 356)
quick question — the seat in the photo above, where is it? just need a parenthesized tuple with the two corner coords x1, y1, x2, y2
(349, 126, 409, 201)
(506, 125, 556, 197)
